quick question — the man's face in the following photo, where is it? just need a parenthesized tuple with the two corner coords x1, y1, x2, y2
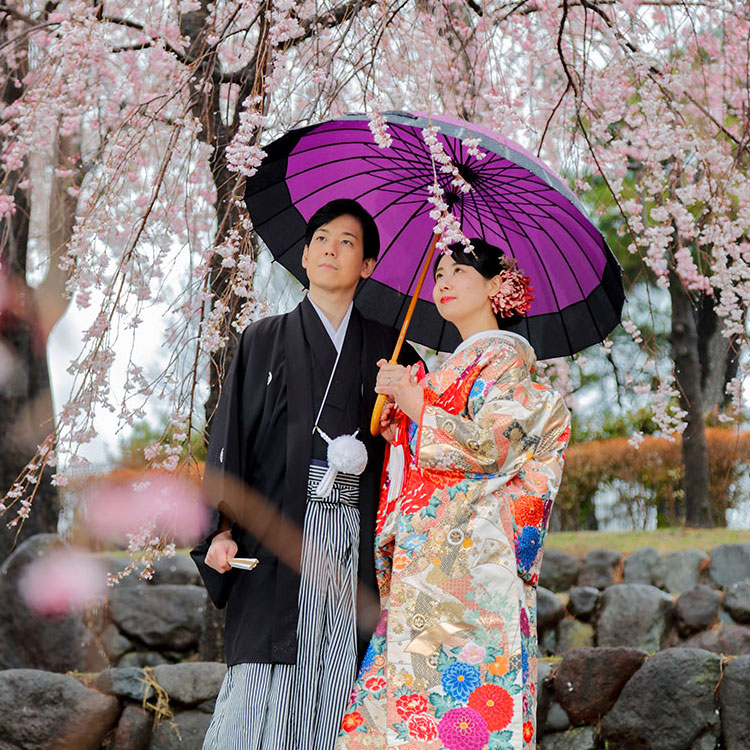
(302, 214, 375, 295)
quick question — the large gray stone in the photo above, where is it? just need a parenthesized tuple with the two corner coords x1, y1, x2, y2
(555, 620, 594, 654)
(0, 534, 108, 672)
(536, 660, 556, 736)
(544, 701, 570, 733)
(555, 646, 647, 725)
(101, 622, 134, 663)
(0, 668, 120, 750)
(709, 543, 750, 588)
(95, 667, 155, 702)
(118, 651, 170, 668)
(718, 655, 750, 750)
(151, 555, 201, 586)
(674, 584, 720, 637)
(540, 550, 581, 592)
(196, 699, 216, 715)
(537, 586, 565, 631)
(682, 624, 750, 655)
(653, 549, 708, 594)
(723, 580, 750, 623)
(112, 704, 153, 750)
(597, 584, 673, 651)
(577, 548, 621, 590)
(540, 727, 596, 750)
(601, 648, 721, 750)
(109, 584, 207, 650)
(692, 729, 725, 750)
(623, 546, 659, 585)
(149, 710, 212, 750)
(566, 586, 599, 622)
(539, 628, 557, 656)
(152, 662, 227, 706)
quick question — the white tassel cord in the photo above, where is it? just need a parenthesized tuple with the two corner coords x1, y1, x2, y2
(314, 429, 369, 498)
(310, 333, 370, 499)
(385, 425, 405, 502)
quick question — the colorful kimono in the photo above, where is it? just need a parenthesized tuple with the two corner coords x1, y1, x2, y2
(337, 330, 570, 750)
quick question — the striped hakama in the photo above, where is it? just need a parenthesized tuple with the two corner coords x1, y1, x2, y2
(203, 463, 361, 750)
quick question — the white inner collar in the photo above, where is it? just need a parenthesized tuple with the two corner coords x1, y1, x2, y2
(308, 297, 353, 354)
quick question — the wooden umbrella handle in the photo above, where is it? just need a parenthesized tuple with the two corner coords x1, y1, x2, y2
(370, 233, 441, 436)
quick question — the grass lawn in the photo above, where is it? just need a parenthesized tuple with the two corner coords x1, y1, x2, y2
(546, 527, 750, 557)
(108, 528, 749, 561)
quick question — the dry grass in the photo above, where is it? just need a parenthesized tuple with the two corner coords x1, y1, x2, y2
(546, 527, 750, 557)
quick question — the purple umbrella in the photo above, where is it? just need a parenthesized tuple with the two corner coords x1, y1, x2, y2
(245, 111, 624, 359)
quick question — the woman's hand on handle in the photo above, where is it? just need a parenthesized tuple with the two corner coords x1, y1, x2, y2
(380, 400, 398, 444)
(205, 529, 238, 573)
(375, 359, 424, 423)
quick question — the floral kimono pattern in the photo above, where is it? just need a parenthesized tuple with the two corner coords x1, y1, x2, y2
(337, 332, 570, 750)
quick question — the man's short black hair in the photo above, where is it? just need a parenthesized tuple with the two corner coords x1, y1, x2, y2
(305, 199, 380, 261)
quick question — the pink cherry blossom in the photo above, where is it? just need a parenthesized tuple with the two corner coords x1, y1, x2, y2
(19, 547, 107, 617)
(86, 472, 208, 546)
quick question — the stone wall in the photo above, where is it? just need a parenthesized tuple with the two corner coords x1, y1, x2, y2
(534, 542, 750, 749)
(0, 663, 225, 750)
(1, 536, 749, 749)
(537, 544, 750, 657)
(0, 535, 208, 674)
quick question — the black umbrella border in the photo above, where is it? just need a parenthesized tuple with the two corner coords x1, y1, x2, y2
(244, 114, 625, 359)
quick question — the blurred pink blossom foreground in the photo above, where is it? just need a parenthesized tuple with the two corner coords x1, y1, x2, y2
(86, 472, 209, 545)
(19, 547, 107, 617)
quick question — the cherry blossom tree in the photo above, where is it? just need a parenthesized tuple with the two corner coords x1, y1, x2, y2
(2, 0, 749, 565)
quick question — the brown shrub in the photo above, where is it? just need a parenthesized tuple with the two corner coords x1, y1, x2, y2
(555, 428, 750, 529)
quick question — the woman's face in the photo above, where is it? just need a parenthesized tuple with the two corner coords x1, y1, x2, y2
(432, 253, 498, 327)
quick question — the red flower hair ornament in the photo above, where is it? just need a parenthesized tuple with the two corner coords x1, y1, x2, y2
(490, 260, 534, 318)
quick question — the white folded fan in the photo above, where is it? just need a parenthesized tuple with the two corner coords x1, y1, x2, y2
(227, 557, 259, 571)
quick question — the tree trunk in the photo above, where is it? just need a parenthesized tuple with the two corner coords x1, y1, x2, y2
(697, 293, 741, 414)
(0, 21, 60, 560)
(669, 269, 713, 528)
(695, 293, 742, 526)
(181, 1, 256, 663)
(0, 326, 59, 560)
(0, 184, 61, 557)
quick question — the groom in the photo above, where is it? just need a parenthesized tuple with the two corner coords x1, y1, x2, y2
(192, 198, 418, 750)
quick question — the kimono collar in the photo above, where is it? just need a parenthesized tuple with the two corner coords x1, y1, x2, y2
(454, 329, 537, 369)
(307, 295, 353, 354)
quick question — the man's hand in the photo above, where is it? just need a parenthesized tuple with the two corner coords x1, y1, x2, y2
(205, 529, 238, 573)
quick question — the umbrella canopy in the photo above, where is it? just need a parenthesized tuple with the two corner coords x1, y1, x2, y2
(245, 111, 624, 359)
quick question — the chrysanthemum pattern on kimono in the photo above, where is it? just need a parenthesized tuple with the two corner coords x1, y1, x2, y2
(337, 332, 570, 750)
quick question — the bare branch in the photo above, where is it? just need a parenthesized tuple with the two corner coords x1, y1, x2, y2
(536, 81, 571, 157)
(101, 14, 190, 68)
(217, 0, 377, 85)
(556, 0, 582, 106)
(111, 42, 155, 53)
(0, 4, 35, 25)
